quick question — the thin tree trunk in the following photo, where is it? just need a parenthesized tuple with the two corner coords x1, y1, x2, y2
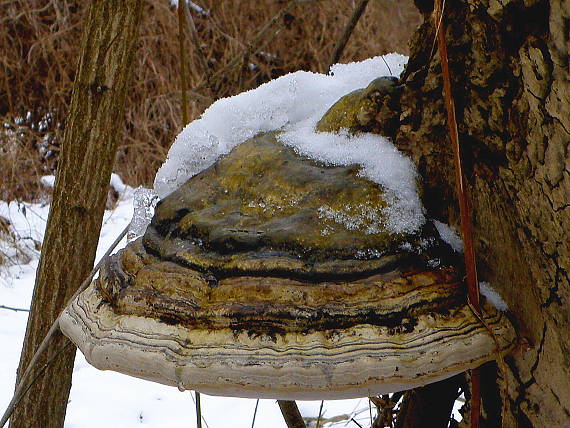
(278, 401, 307, 428)
(394, 0, 570, 426)
(10, 1, 143, 427)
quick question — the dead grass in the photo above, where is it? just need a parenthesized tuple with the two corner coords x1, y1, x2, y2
(1, 0, 420, 201)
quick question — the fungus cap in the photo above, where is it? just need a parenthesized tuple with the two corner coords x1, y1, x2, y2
(60, 133, 516, 400)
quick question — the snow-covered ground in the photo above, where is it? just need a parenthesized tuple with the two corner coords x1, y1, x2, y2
(0, 182, 375, 428)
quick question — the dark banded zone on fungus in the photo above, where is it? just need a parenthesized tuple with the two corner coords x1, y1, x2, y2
(97, 239, 464, 335)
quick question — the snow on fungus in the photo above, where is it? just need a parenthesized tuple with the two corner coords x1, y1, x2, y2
(154, 54, 420, 235)
(480, 282, 509, 312)
(154, 56, 408, 184)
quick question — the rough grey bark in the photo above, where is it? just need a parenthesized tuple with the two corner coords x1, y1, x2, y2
(10, 1, 143, 427)
(393, 0, 569, 426)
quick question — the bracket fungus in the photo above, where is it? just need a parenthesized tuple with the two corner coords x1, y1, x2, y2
(60, 131, 515, 400)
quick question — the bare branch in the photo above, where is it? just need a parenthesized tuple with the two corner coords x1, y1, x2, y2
(327, 0, 369, 72)
(0, 305, 30, 312)
(181, 0, 210, 80)
(177, 3, 189, 124)
(316, 400, 324, 428)
(278, 400, 307, 428)
(9, 340, 74, 419)
(251, 399, 259, 428)
(195, 391, 203, 428)
(192, 0, 295, 97)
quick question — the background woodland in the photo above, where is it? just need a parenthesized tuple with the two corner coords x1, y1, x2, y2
(1, 0, 420, 201)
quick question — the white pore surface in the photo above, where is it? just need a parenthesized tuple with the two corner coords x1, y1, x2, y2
(154, 54, 425, 234)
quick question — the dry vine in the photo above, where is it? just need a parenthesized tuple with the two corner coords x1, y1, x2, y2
(433, 1, 515, 426)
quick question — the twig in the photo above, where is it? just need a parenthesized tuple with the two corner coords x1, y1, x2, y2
(237, 50, 251, 92)
(189, 391, 210, 428)
(350, 418, 363, 428)
(381, 56, 393, 76)
(190, 0, 326, 100)
(181, 0, 210, 81)
(0, 224, 129, 428)
(316, 400, 324, 428)
(305, 413, 352, 425)
(428, 0, 446, 64)
(177, 2, 189, 124)
(192, 0, 296, 96)
(9, 341, 75, 417)
(327, 0, 369, 72)
(433, 0, 480, 318)
(188, 1, 209, 18)
(188, 89, 215, 104)
(467, 300, 510, 415)
(0, 305, 30, 312)
(251, 399, 259, 428)
(195, 391, 202, 428)
(278, 400, 307, 428)
(208, 15, 246, 47)
(433, 1, 481, 427)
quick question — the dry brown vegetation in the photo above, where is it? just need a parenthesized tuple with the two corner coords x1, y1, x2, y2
(1, 0, 420, 201)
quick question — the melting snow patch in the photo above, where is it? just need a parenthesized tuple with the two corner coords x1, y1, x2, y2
(40, 175, 55, 188)
(317, 204, 385, 234)
(433, 220, 464, 253)
(109, 173, 128, 194)
(479, 282, 509, 312)
(41, 173, 131, 201)
(128, 187, 160, 242)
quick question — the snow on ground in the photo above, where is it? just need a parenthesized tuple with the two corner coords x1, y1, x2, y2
(0, 180, 372, 428)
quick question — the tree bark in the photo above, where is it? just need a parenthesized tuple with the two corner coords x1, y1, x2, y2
(10, 1, 143, 427)
(394, 375, 464, 428)
(278, 401, 307, 428)
(394, 0, 569, 426)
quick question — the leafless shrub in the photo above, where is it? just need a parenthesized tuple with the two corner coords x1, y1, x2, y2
(1, 0, 420, 201)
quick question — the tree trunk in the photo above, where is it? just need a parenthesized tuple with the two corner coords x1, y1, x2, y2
(394, 375, 464, 428)
(278, 401, 307, 428)
(394, 0, 569, 426)
(10, 1, 142, 427)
